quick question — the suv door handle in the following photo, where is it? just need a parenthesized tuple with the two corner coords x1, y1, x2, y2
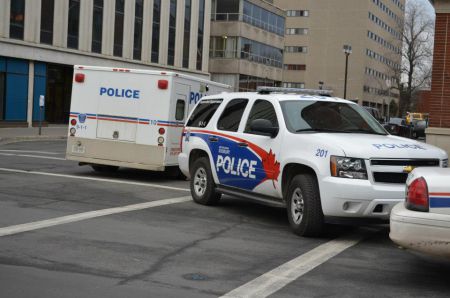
(238, 142, 248, 147)
(208, 136, 219, 142)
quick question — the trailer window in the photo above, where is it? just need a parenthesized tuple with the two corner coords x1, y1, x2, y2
(186, 99, 222, 128)
(175, 100, 185, 120)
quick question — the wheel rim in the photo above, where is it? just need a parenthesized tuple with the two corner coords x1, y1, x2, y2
(193, 167, 207, 197)
(291, 188, 305, 225)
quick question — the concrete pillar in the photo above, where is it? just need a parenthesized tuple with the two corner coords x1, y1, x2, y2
(141, 0, 153, 63)
(27, 61, 34, 127)
(174, 0, 185, 67)
(202, 0, 211, 72)
(53, 0, 69, 47)
(102, 0, 115, 56)
(158, 0, 170, 65)
(79, 0, 93, 52)
(123, 0, 135, 59)
(0, 0, 11, 38)
(189, 0, 199, 70)
(25, 0, 41, 43)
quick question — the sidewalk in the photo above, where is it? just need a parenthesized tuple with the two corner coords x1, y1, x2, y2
(0, 125, 68, 145)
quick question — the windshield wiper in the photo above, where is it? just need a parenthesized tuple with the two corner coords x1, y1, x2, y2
(343, 128, 386, 135)
(295, 128, 349, 133)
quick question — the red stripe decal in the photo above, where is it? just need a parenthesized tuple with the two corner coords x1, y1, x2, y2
(429, 192, 450, 196)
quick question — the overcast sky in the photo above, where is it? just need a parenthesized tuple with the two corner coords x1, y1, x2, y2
(414, 0, 435, 19)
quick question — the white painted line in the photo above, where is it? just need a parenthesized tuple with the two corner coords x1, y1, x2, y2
(0, 196, 192, 237)
(0, 150, 61, 155)
(0, 153, 66, 160)
(221, 230, 373, 298)
(0, 167, 190, 192)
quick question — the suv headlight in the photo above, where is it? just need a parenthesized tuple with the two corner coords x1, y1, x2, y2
(330, 156, 368, 180)
(443, 159, 448, 168)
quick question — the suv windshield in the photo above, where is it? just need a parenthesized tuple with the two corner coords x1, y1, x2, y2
(280, 100, 387, 135)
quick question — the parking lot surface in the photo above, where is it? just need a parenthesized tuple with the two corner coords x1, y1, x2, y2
(0, 140, 449, 297)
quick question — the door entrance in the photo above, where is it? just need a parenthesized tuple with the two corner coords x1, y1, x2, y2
(45, 64, 73, 123)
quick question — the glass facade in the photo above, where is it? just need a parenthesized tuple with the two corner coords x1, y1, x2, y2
(92, 0, 103, 53)
(10, 0, 25, 40)
(168, 0, 177, 66)
(243, 1, 284, 36)
(239, 74, 281, 92)
(133, 0, 143, 60)
(67, 0, 80, 49)
(113, 0, 125, 57)
(40, 0, 54, 45)
(215, 0, 240, 21)
(196, 0, 205, 70)
(0, 71, 5, 120)
(152, 0, 161, 63)
(183, 0, 191, 68)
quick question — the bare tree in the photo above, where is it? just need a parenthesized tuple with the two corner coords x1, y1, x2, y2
(389, 0, 434, 116)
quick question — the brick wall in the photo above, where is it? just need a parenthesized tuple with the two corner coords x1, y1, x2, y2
(430, 13, 450, 128)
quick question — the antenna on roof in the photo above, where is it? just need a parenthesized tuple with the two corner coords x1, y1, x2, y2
(257, 86, 333, 96)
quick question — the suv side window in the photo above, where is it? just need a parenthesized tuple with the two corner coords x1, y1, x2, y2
(245, 100, 279, 133)
(217, 98, 248, 132)
(186, 99, 223, 128)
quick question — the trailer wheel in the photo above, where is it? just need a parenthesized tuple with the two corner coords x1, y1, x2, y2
(91, 164, 119, 173)
(286, 174, 324, 237)
(190, 157, 221, 205)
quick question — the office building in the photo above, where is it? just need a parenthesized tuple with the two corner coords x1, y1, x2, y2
(274, 0, 405, 115)
(0, 0, 211, 126)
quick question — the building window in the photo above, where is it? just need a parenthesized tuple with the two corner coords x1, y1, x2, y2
(152, 0, 161, 63)
(285, 46, 307, 53)
(168, 0, 177, 65)
(183, 0, 191, 68)
(239, 74, 281, 92)
(286, 10, 309, 17)
(242, 0, 285, 36)
(0, 71, 5, 120)
(196, 0, 205, 70)
(215, 0, 239, 21)
(113, 0, 125, 57)
(285, 28, 308, 35)
(283, 82, 305, 88)
(283, 64, 306, 71)
(210, 36, 238, 58)
(10, 0, 25, 40)
(133, 0, 143, 60)
(40, 0, 54, 45)
(240, 37, 283, 68)
(67, 0, 80, 49)
(92, 0, 103, 53)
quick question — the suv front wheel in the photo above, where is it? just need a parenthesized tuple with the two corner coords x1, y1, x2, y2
(190, 157, 221, 205)
(287, 174, 324, 237)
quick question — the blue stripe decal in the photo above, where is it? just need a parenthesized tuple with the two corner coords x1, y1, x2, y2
(430, 197, 450, 208)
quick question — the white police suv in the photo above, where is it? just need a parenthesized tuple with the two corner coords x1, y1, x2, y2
(178, 87, 448, 236)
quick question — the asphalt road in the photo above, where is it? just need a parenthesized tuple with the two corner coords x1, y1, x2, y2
(0, 140, 449, 298)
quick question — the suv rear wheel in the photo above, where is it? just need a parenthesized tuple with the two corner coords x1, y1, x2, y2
(286, 174, 324, 237)
(190, 157, 221, 205)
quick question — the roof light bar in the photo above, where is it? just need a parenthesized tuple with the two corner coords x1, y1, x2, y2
(257, 86, 333, 96)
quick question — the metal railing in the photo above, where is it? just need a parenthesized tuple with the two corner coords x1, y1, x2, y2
(210, 49, 283, 68)
(211, 13, 284, 36)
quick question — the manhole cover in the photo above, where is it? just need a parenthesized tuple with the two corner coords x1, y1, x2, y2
(183, 273, 210, 281)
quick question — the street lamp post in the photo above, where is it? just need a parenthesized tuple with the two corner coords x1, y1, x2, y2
(343, 45, 352, 99)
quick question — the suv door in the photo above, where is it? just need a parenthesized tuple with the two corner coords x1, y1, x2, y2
(241, 99, 283, 198)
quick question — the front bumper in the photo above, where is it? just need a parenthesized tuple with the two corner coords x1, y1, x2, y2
(390, 203, 450, 258)
(320, 177, 405, 219)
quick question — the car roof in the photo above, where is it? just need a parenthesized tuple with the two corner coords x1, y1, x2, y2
(201, 92, 355, 105)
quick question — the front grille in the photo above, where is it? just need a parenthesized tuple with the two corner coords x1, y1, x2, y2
(370, 159, 440, 167)
(373, 172, 408, 184)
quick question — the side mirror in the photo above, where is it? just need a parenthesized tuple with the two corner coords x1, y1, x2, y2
(250, 119, 279, 138)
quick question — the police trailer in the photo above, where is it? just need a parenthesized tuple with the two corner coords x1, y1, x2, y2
(66, 65, 231, 174)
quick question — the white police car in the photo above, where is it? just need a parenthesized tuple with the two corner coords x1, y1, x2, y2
(390, 168, 450, 258)
(178, 87, 448, 236)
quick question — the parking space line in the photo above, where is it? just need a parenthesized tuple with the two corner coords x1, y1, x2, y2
(0, 153, 66, 160)
(0, 167, 190, 192)
(0, 196, 192, 237)
(0, 150, 62, 155)
(221, 229, 374, 298)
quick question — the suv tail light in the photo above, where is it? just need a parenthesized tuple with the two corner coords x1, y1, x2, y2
(406, 177, 429, 212)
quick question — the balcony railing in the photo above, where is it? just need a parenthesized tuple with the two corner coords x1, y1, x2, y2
(210, 49, 283, 68)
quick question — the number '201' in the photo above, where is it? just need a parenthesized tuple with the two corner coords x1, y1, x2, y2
(316, 149, 328, 158)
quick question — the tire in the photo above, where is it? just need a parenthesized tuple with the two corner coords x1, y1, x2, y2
(91, 164, 119, 173)
(190, 157, 221, 205)
(286, 174, 325, 237)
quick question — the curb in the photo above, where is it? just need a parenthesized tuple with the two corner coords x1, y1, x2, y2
(0, 136, 67, 145)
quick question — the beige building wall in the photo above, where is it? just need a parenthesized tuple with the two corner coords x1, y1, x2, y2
(275, 0, 404, 110)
